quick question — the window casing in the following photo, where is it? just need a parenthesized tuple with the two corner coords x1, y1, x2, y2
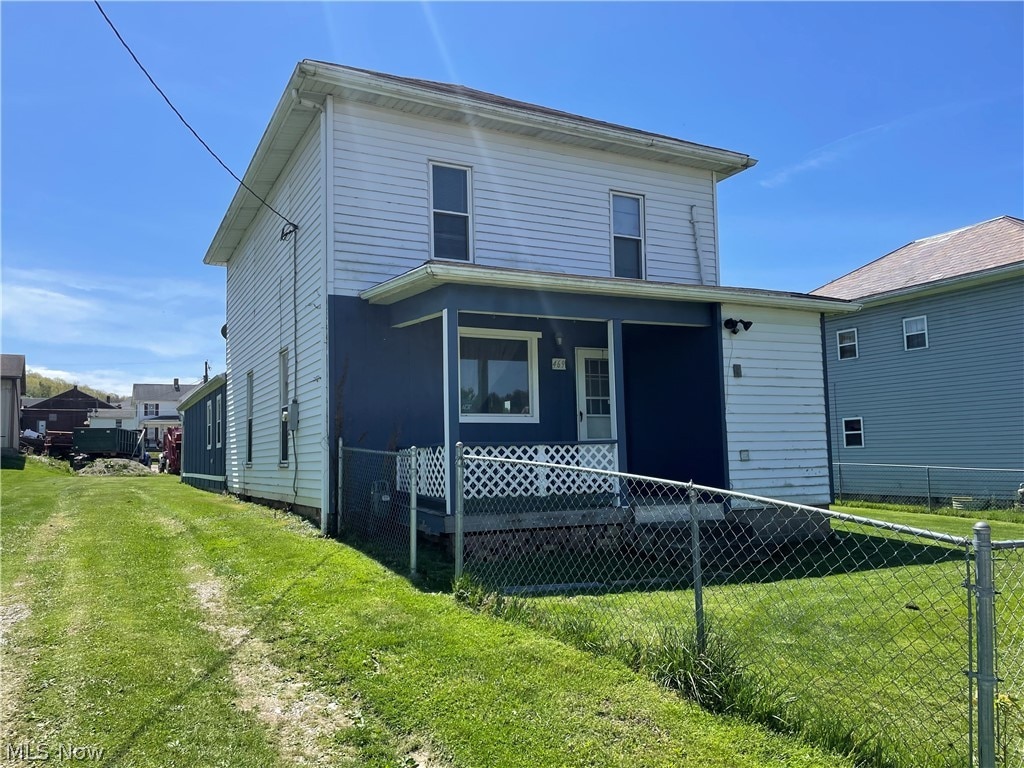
(458, 328, 540, 423)
(903, 316, 928, 350)
(216, 394, 223, 448)
(206, 401, 213, 449)
(843, 417, 864, 448)
(144, 403, 159, 417)
(611, 192, 644, 279)
(430, 163, 471, 261)
(837, 329, 858, 360)
(279, 349, 289, 464)
(245, 371, 254, 465)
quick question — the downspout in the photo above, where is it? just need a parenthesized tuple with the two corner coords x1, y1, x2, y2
(691, 205, 708, 286)
(320, 94, 333, 534)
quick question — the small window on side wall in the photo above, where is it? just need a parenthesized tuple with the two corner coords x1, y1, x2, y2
(837, 329, 858, 360)
(611, 193, 644, 279)
(843, 417, 864, 448)
(431, 163, 471, 261)
(904, 316, 928, 350)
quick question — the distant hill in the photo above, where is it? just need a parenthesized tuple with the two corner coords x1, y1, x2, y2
(26, 370, 127, 403)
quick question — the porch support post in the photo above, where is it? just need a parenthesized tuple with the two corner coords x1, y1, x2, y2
(608, 318, 627, 474)
(442, 306, 461, 516)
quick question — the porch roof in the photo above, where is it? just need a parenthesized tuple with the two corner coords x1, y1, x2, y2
(360, 262, 861, 314)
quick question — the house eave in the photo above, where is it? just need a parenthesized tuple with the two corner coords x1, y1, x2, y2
(176, 373, 227, 413)
(834, 262, 1024, 310)
(203, 61, 757, 266)
(359, 262, 860, 314)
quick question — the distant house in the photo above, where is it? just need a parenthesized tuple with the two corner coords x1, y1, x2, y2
(203, 61, 856, 529)
(21, 386, 118, 435)
(176, 374, 227, 493)
(1, 354, 26, 453)
(89, 381, 199, 449)
(812, 216, 1024, 500)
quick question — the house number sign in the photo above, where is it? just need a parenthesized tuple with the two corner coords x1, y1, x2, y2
(551, 358, 567, 370)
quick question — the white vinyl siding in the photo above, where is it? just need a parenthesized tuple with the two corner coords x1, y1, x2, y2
(223, 121, 325, 509)
(721, 304, 831, 506)
(329, 102, 718, 295)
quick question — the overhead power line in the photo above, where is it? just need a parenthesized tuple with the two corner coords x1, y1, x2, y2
(92, 1, 295, 228)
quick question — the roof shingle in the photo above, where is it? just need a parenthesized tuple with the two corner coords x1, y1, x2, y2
(812, 216, 1024, 301)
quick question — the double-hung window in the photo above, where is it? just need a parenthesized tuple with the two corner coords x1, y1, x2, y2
(903, 316, 928, 350)
(837, 329, 858, 360)
(612, 193, 644, 279)
(206, 401, 213, 449)
(245, 371, 254, 465)
(216, 394, 223, 448)
(279, 349, 289, 464)
(458, 328, 540, 423)
(843, 417, 864, 448)
(144, 403, 159, 417)
(431, 163, 471, 261)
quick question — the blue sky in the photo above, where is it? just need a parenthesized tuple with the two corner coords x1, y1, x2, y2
(2, 2, 1022, 395)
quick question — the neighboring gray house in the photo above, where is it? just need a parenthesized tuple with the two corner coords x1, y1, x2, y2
(1, 354, 26, 453)
(812, 215, 1024, 502)
(90, 381, 199, 449)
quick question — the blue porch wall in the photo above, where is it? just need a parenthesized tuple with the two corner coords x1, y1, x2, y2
(329, 296, 445, 451)
(622, 322, 727, 486)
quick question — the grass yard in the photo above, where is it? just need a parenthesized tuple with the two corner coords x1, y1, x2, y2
(477, 507, 1024, 768)
(0, 456, 857, 768)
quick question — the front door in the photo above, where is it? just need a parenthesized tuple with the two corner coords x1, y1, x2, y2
(575, 348, 613, 441)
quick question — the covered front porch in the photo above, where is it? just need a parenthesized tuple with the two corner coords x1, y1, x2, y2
(333, 262, 732, 534)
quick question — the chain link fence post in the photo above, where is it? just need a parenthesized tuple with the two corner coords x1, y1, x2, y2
(342, 438, 350, 536)
(974, 521, 997, 768)
(687, 485, 706, 655)
(409, 446, 418, 577)
(454, 441, 464, 580)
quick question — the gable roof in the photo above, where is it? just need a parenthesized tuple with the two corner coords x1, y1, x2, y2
(1, 354, 26, 381)
(205, 61, 757, 265)
(132, 382, 199, 403)
(812, 216, 1024, 301)
(23, 386, 117, 411)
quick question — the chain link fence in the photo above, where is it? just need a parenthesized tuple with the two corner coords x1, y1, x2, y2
(834, 462, 1024, 513)
(454, 449, 1024, 768)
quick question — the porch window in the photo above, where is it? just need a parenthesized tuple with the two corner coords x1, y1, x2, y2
(431, 163, 471, 261)
(458, 328, 540, 423)
(611, 192, 644, 279)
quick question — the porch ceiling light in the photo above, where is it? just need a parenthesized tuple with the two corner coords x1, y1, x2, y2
(723, 318, 753, 334)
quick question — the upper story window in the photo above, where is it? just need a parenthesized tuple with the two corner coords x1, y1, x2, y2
(458, 328, 540, 424)
(611, 193, 644, 279)
(837, 329, 858, 360)
(903, 316, 928, 350)
(144, 403, 159, 416)
(431, 163, 471, 261)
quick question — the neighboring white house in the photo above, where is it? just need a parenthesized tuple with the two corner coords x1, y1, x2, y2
(202, 61, 857, 525)
(89, 380, 198, 449)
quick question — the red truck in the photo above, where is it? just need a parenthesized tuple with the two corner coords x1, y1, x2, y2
(158, 426, 182, 475)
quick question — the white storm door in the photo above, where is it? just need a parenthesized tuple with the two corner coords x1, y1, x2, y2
(575, 348, 613, 441)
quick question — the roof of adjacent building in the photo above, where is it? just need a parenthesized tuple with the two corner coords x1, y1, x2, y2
(132, 382, 200, 403)
(812, 216, 1024, 301)
(22, 386, 117, 411)
(1, 354, 26, 380)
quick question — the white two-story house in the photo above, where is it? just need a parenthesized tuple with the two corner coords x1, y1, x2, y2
(203, 61, 856, 529)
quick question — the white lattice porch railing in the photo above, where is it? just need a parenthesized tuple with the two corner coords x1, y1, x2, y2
(396, 445, 447, 498)
(463, 442, 618, 499)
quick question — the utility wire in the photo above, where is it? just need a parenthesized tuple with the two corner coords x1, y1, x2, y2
(92, 0, 296, 228)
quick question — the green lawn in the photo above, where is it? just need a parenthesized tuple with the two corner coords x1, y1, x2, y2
(0, 456, 856, 768)
(473, 506, 1024, 768)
